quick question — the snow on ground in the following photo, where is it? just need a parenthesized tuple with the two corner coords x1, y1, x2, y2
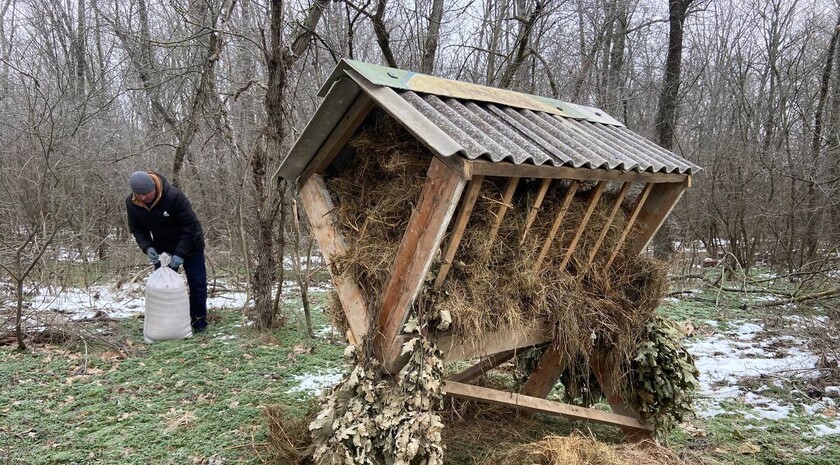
(286, 370, 343, 395)
(688, 318, 840, 436)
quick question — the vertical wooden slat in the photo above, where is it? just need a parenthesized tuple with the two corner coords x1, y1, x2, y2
(558, 181, 607, 270)
(627, 176, 691, 256)
(534, 180, 580, 271)
(585, 182, 631, 269)
(521, 178, 552, 244)
(434, 175, 485, 290)
(604, 182, 654, 271)
(487, 177, 520, 242)
(299, 175, 369, 341)
(377, 157, 467, 370)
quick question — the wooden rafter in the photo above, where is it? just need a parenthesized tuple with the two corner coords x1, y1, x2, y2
(585, 182, 631, 270)
(376, 157, 467, 372)
(521, 178, 552, 244)
(299, 175, 370, 341)
(444, 381, 653, 432)
(604, 182, 653, 271)
(534, 180, 580, 271)
(434, 175, 485, 290)
(298, 94, 375, 185)
(488, 176, 520, 242)
(558, 181, 607, 270)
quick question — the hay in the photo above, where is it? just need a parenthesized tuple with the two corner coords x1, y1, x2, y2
(484, 433, 688, 465)
(265, 404, 317, 465)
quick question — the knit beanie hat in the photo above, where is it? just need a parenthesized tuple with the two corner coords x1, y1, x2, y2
(129, 171, 155, 194)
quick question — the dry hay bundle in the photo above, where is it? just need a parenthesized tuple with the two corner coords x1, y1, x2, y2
(483, 433, 688, 465)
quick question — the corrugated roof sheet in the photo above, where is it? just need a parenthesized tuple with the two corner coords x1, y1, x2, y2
(400, 91, 697, 174)
(279, 59, 700, 181)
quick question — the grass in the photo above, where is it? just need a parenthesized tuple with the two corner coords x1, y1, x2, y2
(3, 276, 840, 464)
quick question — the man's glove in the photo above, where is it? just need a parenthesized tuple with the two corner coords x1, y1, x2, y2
(146, 247, 160, 264)
(170, 255, 184, 271)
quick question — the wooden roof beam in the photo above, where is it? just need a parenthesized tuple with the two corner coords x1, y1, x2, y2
(468, 160, 687, 184)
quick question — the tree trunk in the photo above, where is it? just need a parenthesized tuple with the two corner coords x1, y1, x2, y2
(651, 0, 695, 260)
(420, 0, 444, 74)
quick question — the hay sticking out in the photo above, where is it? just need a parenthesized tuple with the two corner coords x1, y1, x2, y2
(326, 117, 430, 309)
(483, 433, 688, 465)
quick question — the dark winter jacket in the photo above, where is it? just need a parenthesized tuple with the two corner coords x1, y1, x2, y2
(125, 172, 205, 258)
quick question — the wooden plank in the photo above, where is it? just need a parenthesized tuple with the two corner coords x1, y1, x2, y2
(434, 175, 485, 290)
(559, 181, 607, 270)
(435, 319, 552, 363)
(470, 160, 687, 184)
(377, 157, 467, 370)
(521, 178, 552, 244)
(488, 177, 520, 242)
(298, 94, 375, 185)
(534, 181, 580, 271)
(604, 182, 654, 271)
(585, 182, 631, 269)
(627, 176, 691, 256)
(299, 175, 369, 340)
(448, 349, 518, 383)
(520, 344, 566, 399)
(444, 381, 653, 432)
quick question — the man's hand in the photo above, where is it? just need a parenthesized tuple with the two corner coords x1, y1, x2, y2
(170, 255, 184, 271)
(146, 247, 160, 264)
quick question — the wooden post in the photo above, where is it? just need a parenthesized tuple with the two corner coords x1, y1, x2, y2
(520, 344, 566, 399)
(590, 352, 652, 440)
(377, 157, 467, 372)
(299, 175, 370, 341)
(434, 176, 485, 289)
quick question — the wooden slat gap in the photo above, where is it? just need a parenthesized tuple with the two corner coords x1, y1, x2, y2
(434, 176, 485, 290)
(584, 182, 632, 271)
(487, 176, 520, 242)
(558, 181, 607, 270)
(521, 178, 552, 244)
(604, 182, 653, 271)
(534, 180, 580, 271)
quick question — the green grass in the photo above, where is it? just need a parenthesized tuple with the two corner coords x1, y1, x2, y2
(3, 280, 839, 464)
(1, 296, 344, 465)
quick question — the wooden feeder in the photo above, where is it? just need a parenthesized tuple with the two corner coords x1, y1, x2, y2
(279, 59, 699, 438)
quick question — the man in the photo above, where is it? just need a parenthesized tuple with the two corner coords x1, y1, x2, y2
(126, 171, 208, 333)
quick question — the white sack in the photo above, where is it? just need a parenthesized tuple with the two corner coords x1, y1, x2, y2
(144, 253, 192, 342)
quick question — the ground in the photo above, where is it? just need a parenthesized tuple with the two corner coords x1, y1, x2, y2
(1, 271, 839, 464)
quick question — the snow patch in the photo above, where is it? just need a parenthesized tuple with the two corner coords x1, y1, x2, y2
(287, 371, 343, 395)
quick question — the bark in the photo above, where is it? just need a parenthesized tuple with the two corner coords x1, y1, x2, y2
(250, 0, 329, 329)
(499, 1, 544, 89)
(372, 0, 397, 67)
(420, 0, 444, 74)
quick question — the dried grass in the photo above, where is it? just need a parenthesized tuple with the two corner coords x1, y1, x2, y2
(485, 433, 689, 465)
(265, 405, 316, 465)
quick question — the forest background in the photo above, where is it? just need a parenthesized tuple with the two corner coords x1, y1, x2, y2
(2, 0, 839, 328)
